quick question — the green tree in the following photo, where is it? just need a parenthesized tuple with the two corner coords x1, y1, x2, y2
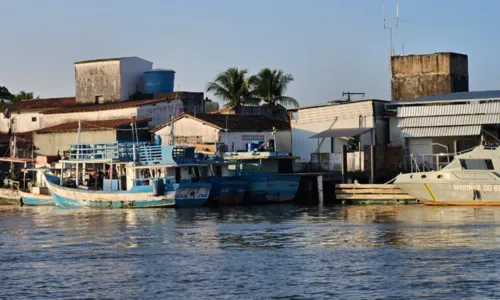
(206, 67, 258, 107)
(251, 68, 299, 108)
(13, 91, 38, 103)
(0, 86, 13, 101)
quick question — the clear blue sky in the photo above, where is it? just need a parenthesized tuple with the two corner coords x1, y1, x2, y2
(0, 0, 499, 107)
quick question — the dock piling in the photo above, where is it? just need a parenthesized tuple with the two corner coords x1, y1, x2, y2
(317, 175, 324, 206)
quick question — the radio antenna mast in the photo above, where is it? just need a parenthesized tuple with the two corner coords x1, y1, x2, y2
(382, 0, 399, 100)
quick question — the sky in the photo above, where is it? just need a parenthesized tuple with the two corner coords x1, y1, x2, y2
(1, 0, 499, 107)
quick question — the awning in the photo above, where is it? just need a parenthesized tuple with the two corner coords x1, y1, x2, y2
(309, 128, 372, 139)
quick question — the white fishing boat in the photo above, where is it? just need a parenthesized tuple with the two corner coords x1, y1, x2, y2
(394, 144, 500, 205)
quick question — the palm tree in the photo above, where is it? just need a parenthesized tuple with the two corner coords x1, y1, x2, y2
(206, 67, 258, 107)
(251, 68, 299, 108)
(13, 91, 38, 103)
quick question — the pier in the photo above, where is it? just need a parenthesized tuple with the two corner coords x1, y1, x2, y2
(335, 183, 418, 205)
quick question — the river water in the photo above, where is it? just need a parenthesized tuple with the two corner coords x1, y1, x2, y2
(1, 204, 500, 299)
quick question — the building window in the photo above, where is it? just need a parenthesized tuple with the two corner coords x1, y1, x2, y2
(95, 95, 104, 104)
(242, 135, 265, 141)
(31, 117, 37, 122)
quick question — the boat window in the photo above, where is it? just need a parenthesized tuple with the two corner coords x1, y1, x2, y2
(459, 159, 494, 170)
(421, 175, 426, 179)
(437, 175, 443, 179)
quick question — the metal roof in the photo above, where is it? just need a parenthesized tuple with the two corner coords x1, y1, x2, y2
(401, 125, 481, 138)
(288, 99, 389, 111)
(390, 90, 500, 106)
(309, 127, 372, 139)
(399, 114, 500, 128)
(397, 102, 500, 117)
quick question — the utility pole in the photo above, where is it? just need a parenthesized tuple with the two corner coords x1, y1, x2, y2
(342, 92, 365, 102)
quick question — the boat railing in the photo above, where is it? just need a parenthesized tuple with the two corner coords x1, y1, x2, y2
(69, 142, 150, 161)
(404, 153, 454, 173)
(69, 142, 199, 166)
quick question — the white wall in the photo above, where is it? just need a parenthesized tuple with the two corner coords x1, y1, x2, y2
(137, 100, 182, 126)
(291, 101, 375, 162)
(34, 130, 116, 156)
(408, 138, 433, 155)
(154, 117, 218, 145)
(9, 112, 41, 133)
(41, 107, 138, 128)
(222, 131, 290, 152)
(120, 57, 153, 101)
(153, 117, 291, 152)
(0, 117, 8, 133)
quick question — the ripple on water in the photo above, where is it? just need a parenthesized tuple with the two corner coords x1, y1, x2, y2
(2, 204, 500, 298)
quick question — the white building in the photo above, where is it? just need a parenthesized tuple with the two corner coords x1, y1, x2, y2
(33, 118, 151, 156)
(386, 90, 500, 170)
(1, 97, 184, 134)
(151, 113, 292, 153)
(290, 99, 389, 171)
(74, 57, 153, 104)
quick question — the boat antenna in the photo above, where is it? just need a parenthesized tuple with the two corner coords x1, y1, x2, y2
(77, 120, 82, 143)
(170, 115, 175, 146)
(225, 115, 228, 149)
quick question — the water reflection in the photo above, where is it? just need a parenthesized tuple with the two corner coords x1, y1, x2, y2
(3, 205, 500, 298)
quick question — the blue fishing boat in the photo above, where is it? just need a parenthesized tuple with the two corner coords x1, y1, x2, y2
(45, 142, 211, 208)
(196, 134, 300, 205)
(223, 151, 300, 204)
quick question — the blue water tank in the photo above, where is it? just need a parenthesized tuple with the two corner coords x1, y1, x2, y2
(144, 69, 176, 94)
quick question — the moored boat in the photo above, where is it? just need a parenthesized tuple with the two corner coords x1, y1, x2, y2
(196, 136, 300, 205)
(394, 145, 500, 205)
(45, 142, 211, 208)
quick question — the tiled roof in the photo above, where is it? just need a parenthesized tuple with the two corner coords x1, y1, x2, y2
(151, 113, 290, 133)
(36, 118, 150, 134)
(10, 97, 76, 113)
(41, 98, 175, 115)
(208, 105, 236, 114)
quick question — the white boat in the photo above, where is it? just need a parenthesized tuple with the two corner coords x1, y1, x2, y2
(394, 145, 500, 206)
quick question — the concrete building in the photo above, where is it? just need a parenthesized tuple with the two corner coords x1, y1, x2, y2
(386, 90, 500, 170)
(74, 57, 153, 104)
(391, 52, 469, 101)
(33, 118, 150, 156)
(290, 99, 389, 172)
(151, 113, 291, 152)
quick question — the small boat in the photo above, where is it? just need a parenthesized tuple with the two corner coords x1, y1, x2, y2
(45, 142, 211, 208)
(18, 168, 56, 206)
(19, 190, 53, 206)
(394, 144, 500, 206)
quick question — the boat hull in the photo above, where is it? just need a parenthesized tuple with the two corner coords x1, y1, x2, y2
(19, 190, 54, 206)
(172, 183, 211, 208)
(45, 174, 211, 208)
(396, 181, 500, 205)
(205, 177, 246, 205)
(243, 173, 300, 204)
(45, 174, 175, 208)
